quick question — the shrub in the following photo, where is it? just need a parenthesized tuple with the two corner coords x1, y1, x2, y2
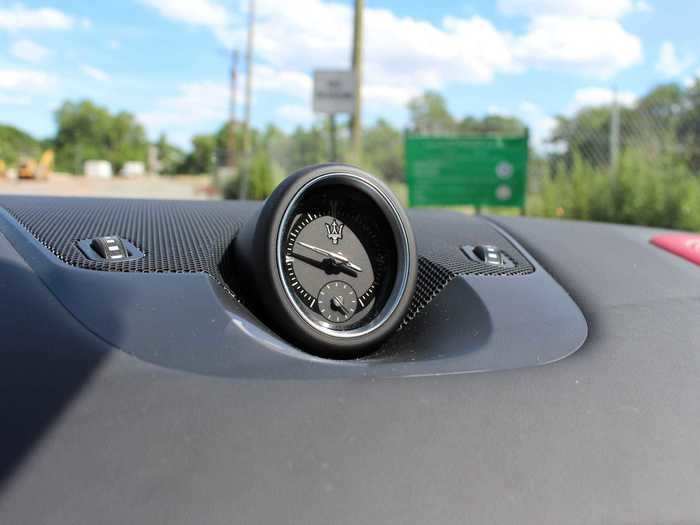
(528, 149, 700, 231)
(223, 150, 283, 200)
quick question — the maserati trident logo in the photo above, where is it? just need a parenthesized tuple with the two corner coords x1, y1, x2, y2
(325, 219, 344, 245)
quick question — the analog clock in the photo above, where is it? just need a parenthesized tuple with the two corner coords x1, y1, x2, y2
(235, 164, 417, 358)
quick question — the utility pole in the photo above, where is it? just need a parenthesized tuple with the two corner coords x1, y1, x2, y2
(610, 87, 621, 173)
(240, 0, 255, 199)
(350, 0, 364, 162)
(329, 114, 337, 160)
(227, 49, 239, 183)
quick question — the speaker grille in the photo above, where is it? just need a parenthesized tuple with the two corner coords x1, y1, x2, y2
(0, 196, 533, 322)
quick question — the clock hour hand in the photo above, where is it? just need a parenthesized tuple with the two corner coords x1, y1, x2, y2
(289, 251, 358, 277)
(297, 241, 363, 273)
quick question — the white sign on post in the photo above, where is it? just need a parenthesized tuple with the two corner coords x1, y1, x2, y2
(313, 70, 355, 114)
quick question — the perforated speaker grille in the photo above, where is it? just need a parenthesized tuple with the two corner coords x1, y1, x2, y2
(0, 196, 533, 322)
(403, 209, 534, 321)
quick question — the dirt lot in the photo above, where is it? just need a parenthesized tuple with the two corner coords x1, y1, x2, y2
(0, 173, 219, 200)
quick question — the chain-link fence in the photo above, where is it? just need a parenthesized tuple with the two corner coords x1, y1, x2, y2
(537, 85, 696, 175)
(527, 84, 700, 231)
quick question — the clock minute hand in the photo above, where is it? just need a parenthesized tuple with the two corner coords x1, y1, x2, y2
(297, 241, 363, 273)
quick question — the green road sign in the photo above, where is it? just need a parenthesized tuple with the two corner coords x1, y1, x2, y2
(405, 133, 528, 208)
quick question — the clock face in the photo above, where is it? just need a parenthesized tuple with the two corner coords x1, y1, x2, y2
(279, 183, 398, 333)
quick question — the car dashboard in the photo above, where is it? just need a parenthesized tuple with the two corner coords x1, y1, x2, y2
(1, 182, 699, 524)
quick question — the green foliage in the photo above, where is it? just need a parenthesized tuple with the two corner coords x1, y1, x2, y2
(637, 84, 684, 123)
(362, 119, 404, 182)
(222, 149, 283, 200)
(407, 91, 526, 138)
(678, 80, 700, 169)
(261, 124, 289, 162)
(550, 107, 613, 168)
(458, 114, 525, 135)
(155, 133, 185, 175)
(407, 91, 456, 134)
(214, 120, 258, 160)
(54, 100, 147, 173)
(551, 82, 698, 169)
(178, 134, 216, 174)
(248, 150, 284, 200)
(286, 126, 326, 171)
(529, 149, 700, 231)
(0, 124, 41, 165)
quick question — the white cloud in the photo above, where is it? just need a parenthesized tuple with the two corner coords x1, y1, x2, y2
(146, 0, 643, 103)
(140, 0, 645, 138)
(138, 81, 228, 130)
(498, 0, 638, 19)
(138, 81, 232, 147)
(139, 0, 233, 43)
(514, 16, 642, 77)
(498, 1, 645, 77)
(245, 0, 350, 69)
(246, 2, 519, 87)
(0, 68, 56, 91)
(0, 93, 31, 106)
(498, 0, 652, 18)
(656, 41, 692, 77)
(634, 1, 653, 13)
(254, 0, 640, 91)
(140, 0, 229, 26)
(517, 101, 559, 152)
(683, 69, 700, 88)
(363, 84, 422, 108)
(138, 64, 313, 132)
(0, 4, 74, 31)
(252, 65, 312, 99)
(277, 104, 314, 125)
(487, 105, 508, 115)
(569, 87, 638, 112)
(81, 65, 110, 82)
(10, 39, 50, 63)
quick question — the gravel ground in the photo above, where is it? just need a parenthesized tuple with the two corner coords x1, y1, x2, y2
(0, 173, 219, 200)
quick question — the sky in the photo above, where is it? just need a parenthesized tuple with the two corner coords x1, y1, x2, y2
(1, 0, 699, 150)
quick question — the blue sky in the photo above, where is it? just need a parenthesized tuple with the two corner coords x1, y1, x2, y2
(1, 0, 699, 150)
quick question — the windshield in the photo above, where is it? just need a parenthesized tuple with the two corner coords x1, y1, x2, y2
(0, 0, 697, 231)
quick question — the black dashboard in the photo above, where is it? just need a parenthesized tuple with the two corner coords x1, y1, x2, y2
(1, 167, 699, 524)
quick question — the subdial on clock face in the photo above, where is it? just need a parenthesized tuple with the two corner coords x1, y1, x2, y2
(317, 281, 358, 323)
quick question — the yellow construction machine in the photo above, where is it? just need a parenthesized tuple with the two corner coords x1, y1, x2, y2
(17, 149, 54, 180)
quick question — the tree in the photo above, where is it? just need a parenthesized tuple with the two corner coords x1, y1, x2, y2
(549, 107, 612, 168)
(178, 134, 216, 174)
(286, 126, 325, 171)
(155, 133, 185, 175)
(407, 91, 456, 135)
(677, 80, 700, 169)
(248, 149, 282, 199)
(459, 115, 525, 135)
(260, 124, 291, 172)
(637, 84, 683, 123)
(363, 119, 404, 182)
(223, 148, 283, 200)
(0, 124, 40, 166)
(54, 100, 148, 173)
(549, 82, 696, 170)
